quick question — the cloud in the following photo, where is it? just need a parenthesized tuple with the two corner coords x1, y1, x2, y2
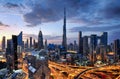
(70, 24, 120, 32)
(0, 21, 9, 27)
(23, 0, 96, 26)
(3, 2, 25, 9)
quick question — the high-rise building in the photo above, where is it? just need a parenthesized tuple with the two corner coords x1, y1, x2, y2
(17, 31, 23, 47)
(90, 34, 98, 53)
(6, 39, 13, 55)
(26, 39, 29, 48)
(100, 32, 108, 46)
(73, 40, 78, 51)
(114, 39, 120, 60)
(30, 37, 32, 48)
(2, 36, 6, 50)
(78, 31, 83, 54)
(83, 36, 89, 56)
(12, 35, 18, 70)
(38, 30, 44, 50)
(44, 39, 47, 50)
(62, 8, 67, 51)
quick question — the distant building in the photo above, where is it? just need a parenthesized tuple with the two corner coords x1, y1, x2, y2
(25, 39, 29, 48)
(100, 32, 108, 46)
(78, 31, 83, 54)
(6, 39, 13, 55)
(73, 40, 78, 51)
(17, 31, 23, 47)
(12, 35, 18, 70)
(30, 37, 32, 48)
(2, 36, 6, 50)
(83, 36, 89, 56)
(62, 8, 67, 52)
(114, 39, 120, 60)
(38, 30, 44, 50)
(44, 39, 47, 50)
(90, 34, 98, 54)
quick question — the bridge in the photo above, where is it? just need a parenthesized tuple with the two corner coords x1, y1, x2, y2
(49, 61, 120, 79)
(49, 61, 92, 79)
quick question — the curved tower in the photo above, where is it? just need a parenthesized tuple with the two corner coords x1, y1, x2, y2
(38, 30, 44, 50)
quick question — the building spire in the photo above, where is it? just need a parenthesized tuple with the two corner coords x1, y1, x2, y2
(62, 7, 67, 51)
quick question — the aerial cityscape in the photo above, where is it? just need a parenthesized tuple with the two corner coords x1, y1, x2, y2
(0, 0, 120, 79)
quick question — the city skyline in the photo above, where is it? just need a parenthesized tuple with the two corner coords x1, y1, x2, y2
(0, 0, 120, 46)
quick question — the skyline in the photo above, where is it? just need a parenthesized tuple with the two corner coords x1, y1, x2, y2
(0, 0, 120, 45)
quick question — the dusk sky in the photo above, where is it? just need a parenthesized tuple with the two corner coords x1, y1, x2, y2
(0, 0, 120, 45)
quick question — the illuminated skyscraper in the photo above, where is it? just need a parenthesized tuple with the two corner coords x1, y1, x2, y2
(83, 36, 89, 55)
(100, 32, 108, 46)
(17, 31, 23, 47)
(38, 30, 44, 50)
(114, 39, 120, 60)
(2, 36, 6, 50)
(30, 37, 32, 48)
(78, 31, 83, 54)
(62, 8, 67, 51)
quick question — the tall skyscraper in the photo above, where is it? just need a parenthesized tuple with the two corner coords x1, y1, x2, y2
(17, 31, 23, 47)
(6, 39, 13, 55)
(26, 39, 29, 48)
(83, 36, 89, 55)
(44, 39, 47, 50)
(12, 35, 18, 70)
(30, 37, 32, 48)
(78, 31, 83, 54)
(2, 36, 6, 50)
(38, 30, 44, 50)
(62, 8, 67, 51)
(100, 32, 108, 46)
(90, 34, 98, 53)
(114, 39, 120, 60)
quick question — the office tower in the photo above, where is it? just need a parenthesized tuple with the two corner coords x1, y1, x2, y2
(33, 39, 36, 48)
(68, 43, 74, 51)
(100, 32, 108, 46)
(12, 35, 18, 70)
(30, 37, 32, 48)
(6, 39, 14, 72)
(78, 31, 83, 54)
(44, 39, 47, 50)
(17, 31, 23, 47)
(6, 39, 13, 55)
(38, 30, 44, 50)
(26, 39, 29, 48)
(114, 39, 120, 60)
(2, 36, 6, 50)
(83, 36, 89, 56)
(90, 34, 98, 53)
(62, 8, 67, 51)
(73, 40, 78, 51)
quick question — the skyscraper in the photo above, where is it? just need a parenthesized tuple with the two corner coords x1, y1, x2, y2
(38, 30, 44, 50)
(44, 39, 47, 50)
(62, 8, 67, 51)
(83, 36, 89, 56)
(90, 34, 98, 53)
(26, 39, 29, 48)
(17, 31, 23, 47)
(78, 31, 83, 54)
(30, 37, 32, 48)
(100, 32, 108, 46)
(114, 39, 120, 60)
(12, 35, 18, 70)
(2, 36, 6, 50)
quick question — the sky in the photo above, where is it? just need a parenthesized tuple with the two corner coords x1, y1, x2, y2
(0, 0, 120, 46)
